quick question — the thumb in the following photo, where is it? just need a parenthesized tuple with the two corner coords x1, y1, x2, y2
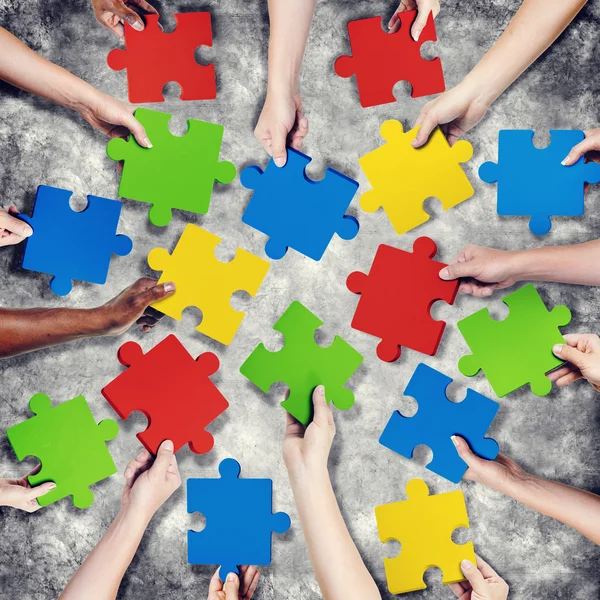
(223, 572, 240, 600)
(412, 113, 438, 148)
(411, 9, 431, 41)
(460, 559, 487, 594)
(28, 481, 56, 500)
(553, 343, 588, 368)
(151, 439, 175, 476)
(311, 385, 330, 426)
(136, 281, 176, 306)
(439, 261, 478, 281)
(562, 137, 598, 166)
(122, 112, 152, 149)
(0, 212, 33, 238)
(451, 436, 482, 469)
(271, 127, 287, 168)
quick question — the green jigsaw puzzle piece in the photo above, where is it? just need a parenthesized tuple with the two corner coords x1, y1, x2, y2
(6, 394, 119, 508)
(458, 284, 571, 397)
(240, 301, 364, 425)
(106, 108, 236, 226)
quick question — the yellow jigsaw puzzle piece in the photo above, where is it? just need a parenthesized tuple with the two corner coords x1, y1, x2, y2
(359, 121, 474, 234)
(149, 224, 270, 345)
(374, 478, 476, 594)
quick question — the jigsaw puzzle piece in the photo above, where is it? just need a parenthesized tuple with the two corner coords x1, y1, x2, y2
(187, 458, 291, 578)
(107, 12, 216, 103)
(359, 121, 473, 234)
(19, 185, 132, 296)
(379, 363, 499, 483)
(334, 12, 445, 107)
(102, 335, 229, 454)
(240, 301, 364, 425)
(480, 130, 600, 235)
(347, 237, 458, 361)
(240, 148, 359, 260)
(458, 284, 571, 397)
(6, 394, 118, 508)
(375, 479, 475, 594)
(107, 108, 235, 226)
(148, 225, 269, 344)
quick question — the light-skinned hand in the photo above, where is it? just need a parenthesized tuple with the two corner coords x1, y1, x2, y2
(388, 0, 440, 40)
(207, 567, 260, 600)
(550, 334, 600, 392)
(91, 0, 158, 38)
(439, 244, 520, 297)
(449, 555, 509, 600)
(0, 206, 32, 247)
(0, 465, 56, 513)
(254, 91, 308, 167)
(121, 440, 181, 521)
(282, 385, 335, 477)
(562, 127, 600, 167)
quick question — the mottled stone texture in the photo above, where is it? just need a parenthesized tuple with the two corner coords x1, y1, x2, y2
(0, 1, 599, 598)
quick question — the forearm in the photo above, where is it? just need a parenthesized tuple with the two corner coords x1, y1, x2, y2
(0, 307, 105, 358)
(59, 508, 149, 600)
(0, 26, 97, 111)
(266, 0, 316, 95)
(466, 0, 587, 105)
(289, 466, 381, 600)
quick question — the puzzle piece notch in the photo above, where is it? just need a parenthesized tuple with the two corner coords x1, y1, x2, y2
(240, 301, 364, 425)
(334, 12, 445, 107)
(346, 237, 458, 361)
(106, 108, 236, 226)
(375, 478, 475, 594)
(187, 458, 291, 578)
(240, 148, 359, 261)
(19, 185, 132, 296)
(147, 224, 269, 345)
(379, 363, 499, 483)
(102, 334, 228, 454)
(107, 12, 216, 103)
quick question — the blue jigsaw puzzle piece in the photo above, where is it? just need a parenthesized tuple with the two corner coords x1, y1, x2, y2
(240, 149, 359, 260)
(479, 130, 600, 235)
(187, 458, 290, 579)
(19, 185, 133, 296)
(379, 363, 500, 483)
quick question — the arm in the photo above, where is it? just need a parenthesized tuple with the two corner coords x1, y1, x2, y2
(59, 441, 181, 600)
(253, 0, 313, 166)
(0, 26, 150, 146)
(283, 387, 381, 600)
(453, 436, 600, 545)
(413, 0, 588, 146)
(0, 278, 174, 358)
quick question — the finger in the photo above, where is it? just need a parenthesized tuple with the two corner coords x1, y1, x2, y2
(562, 333, 594, 347)
(475, 555, 498, 579)
(311, 385, 329, 426)
(28, 481, 56, 499)
(166, 453, 179, 475)
(470, 283, 496, 298)
(411, 8, 431, 41)
(548, 364, 575, 381)
(0, 212, 32, 238)
(151, 439, 175, 475)
(131, 0, 159, 15)
(562, 137, 599, 166)
(136, 315, 159, 327)
(388, 12, 400, 33)
(290, 115, 308, 150)
(121, 112, 152, 148)
(208, 568, 223, 594)
(412, 112, 438, 148)
(271, 126, 287, 167)
(0, 232, 28, 247)
(451, 436, 485, 471)
(242, 568, 260, 599)
(223, 573, 240, 600)
(448, 582, 468, 598)
(439, 261, 478, 281)
(25, 464, 42, 478)
(553, 343, 588, 369)
(108, 21, 125, 38)
(556, 371, 583, 387)
(460, 559, 487, 594)
(135, 281, 176, 308)
(113, 3, 145, 31)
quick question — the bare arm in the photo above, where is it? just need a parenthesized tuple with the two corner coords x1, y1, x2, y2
(283, 387, 381, 600)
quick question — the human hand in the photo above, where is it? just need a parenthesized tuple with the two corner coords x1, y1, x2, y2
(121, 440, 181, 521)
(0, 206, 32, 247)
(412, 80, 489, 147)
(0, 466, 56, 513)
(550, 334, 600, 392)
(438, 244, 520, 297)
(91, 0, 158, 38)
(388, 0, 440, 40)
(562, 128, 600, 192)
(282, 386, 336, 477)
(449, 556, 509, 600)
(95, 277, 175, 335)
(254, 92, 308, 167)
(207, 567, 260, 600)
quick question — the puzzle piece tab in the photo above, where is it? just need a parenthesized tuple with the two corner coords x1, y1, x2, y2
(102, 334, 229, 454)
(19, 185, 132, 296)
(458, 284, 571, 397)
(240, 148, 359, 260)
(188, 458, 291, 578)
(240, 301, 364, 425)
(148, 225, 269, 345)
(479, 130, 600, 235)
(107, 12, 215, 103)
(334, 12, 445, 107)
(359, 121, 473, 234)
(379, 363, 499, 483)
(6, 394, 118, 508)
(107, 108, 235, 226)
(375, 479, 475, 594)
(347, 237, 458, 361)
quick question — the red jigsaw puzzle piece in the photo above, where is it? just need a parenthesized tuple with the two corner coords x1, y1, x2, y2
(334, 11, 445, 107)
(107, 12, 216, 103)
(101, 334, 228, 454)
(346, 237, 458, 362)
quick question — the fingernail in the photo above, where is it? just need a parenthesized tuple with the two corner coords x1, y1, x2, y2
(132, 21, 144, 31)
(163, 440, 174, 451)
(23, 226, 33, 237)
(451, 435, 459, 447)
(164, 282, 176, 293)
(226, 573, 236, 582)
(274, 157, 285, 167)
(561, 155, 570, 165)
(48, 483, 57, 490)
(461, 559, 474, 570)
(413, 31, 420, 41)
(439, 267, 449, 279)
(553, 344, 564, 355)
(315, 385, 325, 396)
(143, 137, 152, 148)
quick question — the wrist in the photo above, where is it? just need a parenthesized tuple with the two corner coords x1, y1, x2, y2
(118, 504, 153, 530)
(508, 250, 537, 282)
(64, 81, 101, 116)
(286, 461, 330, 488)
(461, 70, 500, 108)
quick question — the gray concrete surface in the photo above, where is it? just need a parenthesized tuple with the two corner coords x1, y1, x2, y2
(1, 1, 599, 598)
